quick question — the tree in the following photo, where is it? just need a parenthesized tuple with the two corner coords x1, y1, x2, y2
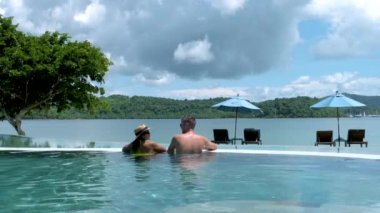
(0, 16, 112, 135)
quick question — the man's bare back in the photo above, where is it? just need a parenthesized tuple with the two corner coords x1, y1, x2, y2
(168, 116, 217, 154)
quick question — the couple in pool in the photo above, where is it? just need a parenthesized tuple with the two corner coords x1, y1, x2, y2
(122, 115, 217, 155)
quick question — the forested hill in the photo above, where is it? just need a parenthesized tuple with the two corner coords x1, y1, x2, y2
(26, 94, 380, 119)
(346, 93, 380, 108)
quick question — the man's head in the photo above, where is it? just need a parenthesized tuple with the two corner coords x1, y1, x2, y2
(180, 115, 196, 133)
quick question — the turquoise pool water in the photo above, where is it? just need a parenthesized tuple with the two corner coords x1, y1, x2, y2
(1, 152, 379, 212)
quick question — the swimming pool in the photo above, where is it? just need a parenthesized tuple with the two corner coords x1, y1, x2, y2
(1, 151, 379, 212)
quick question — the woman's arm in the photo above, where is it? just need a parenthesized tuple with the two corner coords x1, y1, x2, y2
(152, 142, 167, 153)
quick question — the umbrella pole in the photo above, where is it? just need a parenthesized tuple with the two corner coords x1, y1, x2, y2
(234, 108, 238, 149)
(337, 108, 341, 147)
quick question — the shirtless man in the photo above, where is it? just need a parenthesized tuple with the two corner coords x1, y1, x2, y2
(167, 115, 217, 154)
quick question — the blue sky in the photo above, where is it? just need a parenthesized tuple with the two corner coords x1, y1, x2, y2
(1, 0, 380, 101)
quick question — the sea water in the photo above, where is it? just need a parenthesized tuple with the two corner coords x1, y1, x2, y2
(0, 118, 379, 148)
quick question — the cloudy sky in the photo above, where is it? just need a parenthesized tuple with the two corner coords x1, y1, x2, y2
(1, 0, 380, 101)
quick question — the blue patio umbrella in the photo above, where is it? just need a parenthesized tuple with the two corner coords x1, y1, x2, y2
(310, 91, 366, 146)
(212, 95, 262, 148)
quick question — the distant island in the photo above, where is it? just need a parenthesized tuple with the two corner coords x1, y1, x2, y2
(24, 94, 380, 119)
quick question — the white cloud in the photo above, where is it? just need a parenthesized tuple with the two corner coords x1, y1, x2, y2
(0, 0, 305, 80)
(7, 0, 25, 15)
(0, 0, 35, 32)
(174, 36, 214, 64)
(107, 54, 128, 73)
(251, 72, 380, 101)
(73, 0, 106, 26)
(208, 0, 246, 15)
(307, 0, 380, 21)
(0, 0, 6, 15)
(133, 71, 176, 86)
(168, 86, 248, 99)
(124, 9, 150, 20)
(322, 72, 356, 84)
(306, 0, 380, 58)
(113, 56, 128, 68)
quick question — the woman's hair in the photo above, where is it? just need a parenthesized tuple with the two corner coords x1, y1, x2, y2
(131, 135, 144, 153)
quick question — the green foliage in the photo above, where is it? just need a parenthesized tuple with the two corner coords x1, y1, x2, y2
(345, 93, 380, 109)
(0, 15, 112, 135)
(256, 96, 336, 118)
(25, 94, 380, 119)
(27, 95, 235, 119)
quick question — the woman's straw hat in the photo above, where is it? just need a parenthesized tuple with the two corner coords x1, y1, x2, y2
(134, 124, 150, 139)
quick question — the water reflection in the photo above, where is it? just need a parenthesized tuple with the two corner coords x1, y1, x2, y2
(0, 152, 109, 212)
(170, 153, 215, 190)
(122, 154, 163, 183)
(131, 156, 153, 182)
(0, 134, 50, 148)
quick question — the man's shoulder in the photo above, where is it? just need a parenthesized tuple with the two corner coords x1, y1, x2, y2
(172, 134, 184, 139)
(193, 133, 206, 138)
(191, 133, 208, 141)
(172, 134, 191, 144)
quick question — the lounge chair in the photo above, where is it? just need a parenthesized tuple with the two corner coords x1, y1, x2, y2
(242, 128, 262, 145)
(346, 129, 368, 147)
(212, 129, 233, 144)
(315, 131, 335, 146)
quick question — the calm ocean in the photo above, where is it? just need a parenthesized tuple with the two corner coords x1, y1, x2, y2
(1, 118, 379, 148)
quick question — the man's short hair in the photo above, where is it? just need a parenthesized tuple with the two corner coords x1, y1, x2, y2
(181, 115, 196, 129)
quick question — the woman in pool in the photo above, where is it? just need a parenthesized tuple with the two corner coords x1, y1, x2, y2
(122, 124, 166, 155)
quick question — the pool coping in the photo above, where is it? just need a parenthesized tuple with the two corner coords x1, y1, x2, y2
(1, 147, 380, 160)
(214, 149, 380, 160)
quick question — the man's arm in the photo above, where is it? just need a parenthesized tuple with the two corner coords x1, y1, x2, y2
(204, 137, 217, 151)
(167, 137, 177, 154)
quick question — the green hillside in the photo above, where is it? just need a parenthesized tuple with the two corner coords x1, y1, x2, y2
(345, 93, 380, 108)
(23, 93, 380, 119)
